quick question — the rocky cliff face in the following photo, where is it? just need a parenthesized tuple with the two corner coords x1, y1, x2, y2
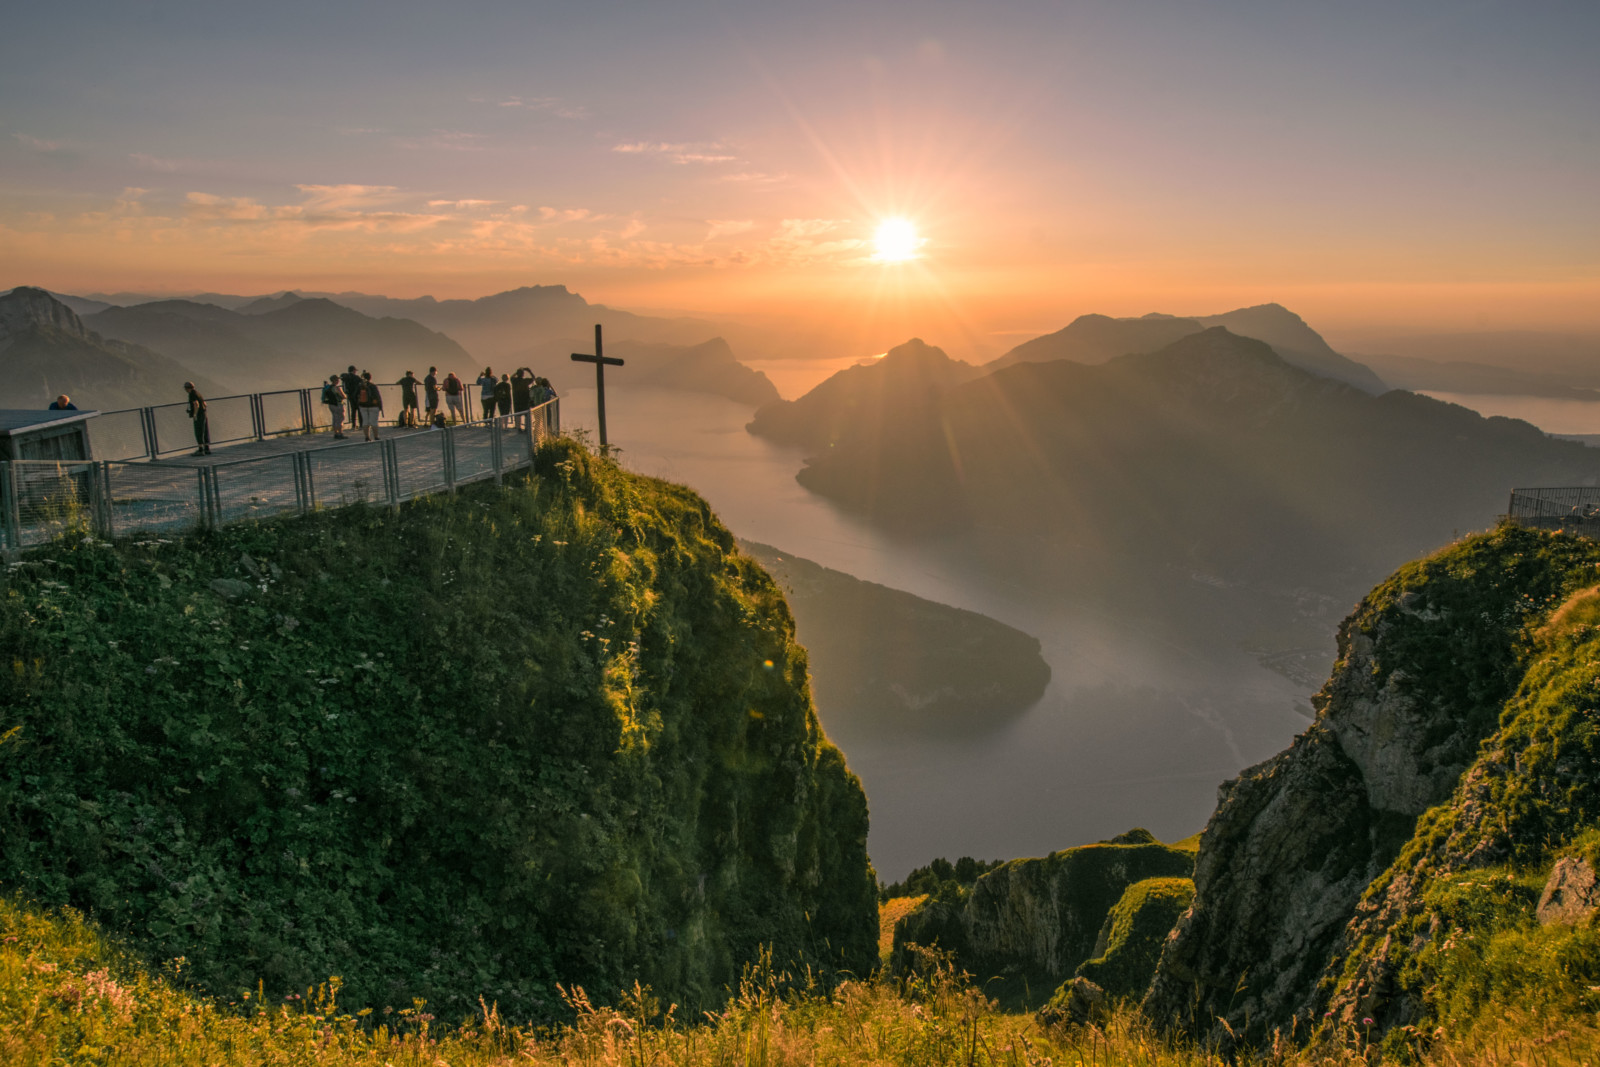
(1143, 525, 1600, 1046)
(893, 830, 1192, 1006)
(0, 286, 90, 340)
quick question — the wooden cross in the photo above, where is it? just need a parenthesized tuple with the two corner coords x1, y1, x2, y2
(570, 324, 625, 449)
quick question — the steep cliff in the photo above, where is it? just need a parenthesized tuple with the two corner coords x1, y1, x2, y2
(891, 829, 1192, 1006)
(0, 437, 877, 1019)
(1144, 525, 1600, 1047)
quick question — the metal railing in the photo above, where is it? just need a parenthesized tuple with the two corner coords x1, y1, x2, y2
(84, 382, 517, 462)
(1507, 487, 1600, 534)
(1, 399, 560, 549)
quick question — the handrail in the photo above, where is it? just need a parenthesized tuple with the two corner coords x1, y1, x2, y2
(1, 399, 561, 549)
(86, 380, 557, 463)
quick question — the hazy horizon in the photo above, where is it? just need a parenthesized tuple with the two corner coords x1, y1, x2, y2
(4, 0, 1598, 360)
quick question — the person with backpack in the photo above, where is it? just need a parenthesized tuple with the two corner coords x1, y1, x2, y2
(340, 365, 363, 431)
(443, 371, 465, 424)
(494, 373, 513, 416)
(322, 374, 348, 439)
(358, 371, 384, 441)
(476, 368, 497, 421)
(398, 370, 421, 427)
(424, 366, 440, 421)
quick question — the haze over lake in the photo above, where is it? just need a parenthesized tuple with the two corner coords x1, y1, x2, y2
(565, 386, 1314, 877)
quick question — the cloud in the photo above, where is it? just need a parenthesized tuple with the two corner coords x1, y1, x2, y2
(491, 95, 589, 120)
(130, 152, 183, 172)
(705, 219, 754, 240)
(391, 130, 487, 152)
(14, 133, 65, 153)
(428, 199, 499, 209)
(538, 206, 593, 223)
(186, 192, 272, 221)
(294, 185, 401, 210)
(612, 141, 737, 165)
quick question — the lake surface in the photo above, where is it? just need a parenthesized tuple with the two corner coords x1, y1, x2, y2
(1421, 392, 1600, 436)
(564, 387, 1314, 878)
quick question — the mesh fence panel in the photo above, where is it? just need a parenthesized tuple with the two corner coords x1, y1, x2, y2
(105, 463, 205, 537)
(88, 409, 150, 462)
(10, 462, 95, 546)
(213, 455, 302, 525)
(151, 396, 255, 455)
(1509, 488, 1600, 531)
(452, 423, 497, 483)
(260, 391, 307, 437)
(308, 446, 387, 509)
(393, 432, 449, 500)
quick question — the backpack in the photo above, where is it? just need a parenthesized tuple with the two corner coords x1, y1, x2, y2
(322, 383, 339, 405)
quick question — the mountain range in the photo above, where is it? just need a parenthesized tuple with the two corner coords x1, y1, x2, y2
(0, 287, 226, 410)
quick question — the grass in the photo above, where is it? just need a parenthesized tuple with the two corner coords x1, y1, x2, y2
(878, 896, 927, 962)
(6, 896, 1598, 1066)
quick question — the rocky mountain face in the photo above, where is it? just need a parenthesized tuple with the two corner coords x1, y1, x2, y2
(1143, 525, 1600, 1049)
(990, 303, 1387, 394)
(0, 287, 224, 409)
(891, 830, 1194, 1007)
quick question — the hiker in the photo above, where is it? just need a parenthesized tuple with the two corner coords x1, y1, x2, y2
(48, 394, 77, 411)
(358, 371, 384, 441)
(476, 367, 497, 421)
(340, 365, 363, 430)
(322, 374, 348, 439)
(424, 366, 440, 420)
(399, 370, 421, 427)
(443, 371, 465, 424)
(184, 382, 211, 455)
(511, 368, 534, 412)
(494, 373, 512, 416)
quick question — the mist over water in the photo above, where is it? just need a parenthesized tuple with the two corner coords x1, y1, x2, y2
(566, 387, 1313, 878)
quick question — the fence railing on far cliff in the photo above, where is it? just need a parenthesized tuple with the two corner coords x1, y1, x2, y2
(0, 398, 560, 550)
(1507, 487, 1600, 534)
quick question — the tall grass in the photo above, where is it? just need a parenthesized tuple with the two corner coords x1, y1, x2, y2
(4, 897, 1597, 1066)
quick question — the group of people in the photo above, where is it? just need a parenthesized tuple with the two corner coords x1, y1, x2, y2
(320, 365, 557, 441)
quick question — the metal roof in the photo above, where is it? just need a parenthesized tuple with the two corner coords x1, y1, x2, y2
(0, 409, 99, 436)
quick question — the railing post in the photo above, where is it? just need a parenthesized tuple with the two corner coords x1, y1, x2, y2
(490, 416, 504, 484)
(144, 407, 160, 459)
(382, 439, 400, 511)
(251, 395, 265, 441)
(441, 427, 456, 492)
(1, 462, 19, 549)
(94, 461, 115, 539)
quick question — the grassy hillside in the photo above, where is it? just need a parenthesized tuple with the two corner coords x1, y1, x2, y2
(0, 437, 876, 1020)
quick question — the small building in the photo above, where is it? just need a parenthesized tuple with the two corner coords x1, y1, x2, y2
(0, 410, 98, 462)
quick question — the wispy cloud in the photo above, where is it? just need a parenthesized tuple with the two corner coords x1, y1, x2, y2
(490, 95, 589, 120)
(706, 219, 755, 240)
(612, 141, 737, 165)
(428, 198, 499, 209)
(538, 206, 593, 223)
(391, 130, 487, 152)
(294, 185, 401, 210)
(130, 152, 183, 172)
(14, 133, 66, 154)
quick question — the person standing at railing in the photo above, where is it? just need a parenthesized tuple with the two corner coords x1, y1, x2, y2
(184, 382, 212, 456)
(399, 370, 421, 428)
(476, 367, 497, 421)
(494, 373, 512, 416)
(48, 394, 77, 411)
(323, 374, 348, 439)
(511, 368, 534, 412)
(443, 371, 465, 424)
(341, 366, 363, 432)
(424, 366, 440, 422)
(358, 371, 384, 442)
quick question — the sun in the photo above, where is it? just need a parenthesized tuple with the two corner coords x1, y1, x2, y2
(872, 218, 921, 262)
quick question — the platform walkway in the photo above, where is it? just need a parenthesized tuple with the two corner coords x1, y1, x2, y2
(0, 397, 560, 550)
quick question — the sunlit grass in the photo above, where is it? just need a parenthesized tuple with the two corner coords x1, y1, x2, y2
(4, 896, 1598, 1066)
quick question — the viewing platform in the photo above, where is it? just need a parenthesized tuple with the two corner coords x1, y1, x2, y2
(0, 385, 560, 550)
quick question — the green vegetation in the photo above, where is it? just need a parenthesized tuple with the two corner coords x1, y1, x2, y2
(0, 436, 876, 1021)
(890, 833, 1193, 1008)
(878, 857, 1005, 904)
(5, 896, 1598, 1066)
(1075, 877, 1194, 1000)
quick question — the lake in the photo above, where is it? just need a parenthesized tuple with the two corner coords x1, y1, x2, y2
(564, 386, 1315, 878)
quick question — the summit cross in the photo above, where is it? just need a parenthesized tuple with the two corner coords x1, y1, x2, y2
(570, 324, 625, 449)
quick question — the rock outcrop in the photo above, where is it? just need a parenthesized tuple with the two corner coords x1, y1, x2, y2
(1538, 858, 1598, 926)
(892, 829, 1192, 1007)
(1076, 876, 1194, 1000)
(1144, 526, 1600, 1045)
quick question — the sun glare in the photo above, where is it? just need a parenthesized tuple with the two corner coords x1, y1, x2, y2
(872, 218, 921, 262)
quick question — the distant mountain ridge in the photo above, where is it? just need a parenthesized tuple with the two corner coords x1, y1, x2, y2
(991, 303, 1388, 394)
(0, 287, 225, 410)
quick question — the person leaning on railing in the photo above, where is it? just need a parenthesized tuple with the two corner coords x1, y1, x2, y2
(184, 382, 212, 456)
(341, 366, 363, 431)
(399, 370, 421, 427)
(443, 371, 465, 424)
(48, 394, 77, 411)
(494, 373, 512, 416)
(424, 366, 440, 422)
(322, 374, 348, 439)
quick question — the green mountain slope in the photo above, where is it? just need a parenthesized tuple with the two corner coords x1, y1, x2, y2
(0, 437, 876, 1019)
(1144, 524, 1600, 1051)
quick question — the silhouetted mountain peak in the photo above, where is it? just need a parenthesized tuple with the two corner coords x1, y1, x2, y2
(1, 286, 90, 342)
(238, 291, 304, 315)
